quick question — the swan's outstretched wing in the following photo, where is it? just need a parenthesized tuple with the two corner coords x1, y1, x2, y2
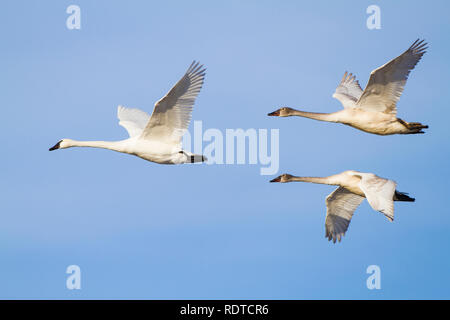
(325, 187, 364, 243)
(356, 39, 428, 115)
(332, 72, 363, 109)
(140, 61, 206, 144)
(359, 173, 396, 221)
(117, 105, 151, 137)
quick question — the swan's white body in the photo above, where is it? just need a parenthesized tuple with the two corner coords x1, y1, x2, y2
(58, 138, 189, 164)
(316, 108, 410, 135)
(270, 170, 414, 243)
(50, 62, 207, 164)
(268, 39, 429, 135)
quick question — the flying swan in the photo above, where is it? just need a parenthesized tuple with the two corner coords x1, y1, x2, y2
(270, 171, 415, 243)
(268, 39, 428, 135)
(49, 61, 207, 164)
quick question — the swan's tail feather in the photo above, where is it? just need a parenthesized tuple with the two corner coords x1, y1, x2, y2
(394, 191, 415, 202)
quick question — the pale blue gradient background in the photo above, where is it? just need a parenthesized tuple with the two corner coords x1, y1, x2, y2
(1, 1, 449, 299)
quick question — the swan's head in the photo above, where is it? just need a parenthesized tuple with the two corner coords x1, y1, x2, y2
(49, 139, 71, 151)
(268, 107, 293, 117)
(270, 173, 294, 183)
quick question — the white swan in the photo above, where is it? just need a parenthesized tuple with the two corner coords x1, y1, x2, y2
(270, 170, 415, 243)
(49, 61, 207, 164)
(268, 39, 428, 135)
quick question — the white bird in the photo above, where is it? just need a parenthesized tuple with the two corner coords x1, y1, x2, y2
(49, 61, 207, 164)
(268, 39, 428, 135)
(270, 170, 415, 243)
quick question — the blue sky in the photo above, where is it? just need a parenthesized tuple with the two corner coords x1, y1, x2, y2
(1, 0, 449, 299)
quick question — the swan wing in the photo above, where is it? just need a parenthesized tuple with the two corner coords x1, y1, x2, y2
(325, 187, 364, 243)
(117, 105, 151, 137)
(140, 61, 206, 144)
(356, 39, 428, 115)
(359, 173, 396, 221)
(332, 72, 363, 109)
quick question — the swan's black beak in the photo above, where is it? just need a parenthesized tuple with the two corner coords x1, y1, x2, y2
(270, 176, 281, 183)
(49, 140, 62, 151)
(267, 110, 280, 116)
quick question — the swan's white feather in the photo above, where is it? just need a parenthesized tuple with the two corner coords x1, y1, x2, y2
(117, 105, 151, 137)
(358, 173, 396, 221)
(356, 39, 428, 115)
(141, 61, 206, 144)
(325, 186, 364, 243)
(332, 71, 363, 109)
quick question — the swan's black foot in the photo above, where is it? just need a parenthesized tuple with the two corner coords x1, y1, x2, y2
(407, 122, 428, 129)
(407, 122, 428, 134)
(398, 119, 428, 134)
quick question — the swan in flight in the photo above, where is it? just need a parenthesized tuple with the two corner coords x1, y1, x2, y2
(49, 61, 207, 164)
(270, 170, 415, 243)
(268, 39, 429, 135)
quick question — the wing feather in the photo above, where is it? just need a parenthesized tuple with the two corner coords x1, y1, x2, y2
(359, 173, 396, 221)
(356, 39, 428, 115)
(325, 187, 364, 243)
(117, 105, 151, 137)
(332, 71, 363, 109)
(140, 61, 206, 144)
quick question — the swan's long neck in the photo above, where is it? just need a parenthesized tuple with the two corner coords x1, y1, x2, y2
(288, 109, 338, 122)
(288, 175, 339, 185)
(66, 139, 128, 153)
